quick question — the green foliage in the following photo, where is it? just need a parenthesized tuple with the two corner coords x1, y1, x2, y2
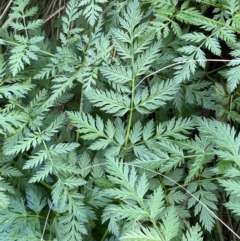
(0, 0, 240, 240)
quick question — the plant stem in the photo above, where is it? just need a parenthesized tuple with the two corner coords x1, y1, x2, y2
(76, 87, 83, 142)
(100, 229, 109, 241)
(215, 215, 225, 241)
(122, 75, 135, 159)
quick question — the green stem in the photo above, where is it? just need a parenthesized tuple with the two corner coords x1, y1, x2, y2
(76, 87, 83, 142)
(151, 218, 165, 241)
(100, 229, 109, 241)
(37, 127, 62, 183)
(22, 13, 29, 40)
(122, 105, 134, 158)
(215, 214, 225, 241)
(1, 17, 14, 30)
(122, 34, 136, 159)
(1, 39, 55, 57)
(122, 75, 135, 159)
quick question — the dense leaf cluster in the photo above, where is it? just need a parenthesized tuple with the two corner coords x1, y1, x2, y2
(0, 0, 240, 240)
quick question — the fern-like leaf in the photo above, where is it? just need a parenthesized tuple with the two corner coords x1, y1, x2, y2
(161, 207, 180, 241)
(120, 227, 163, 241)
(182, 224, 203, 241)
(84, 88, 130, 116)
(134, 79, 180, 114)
